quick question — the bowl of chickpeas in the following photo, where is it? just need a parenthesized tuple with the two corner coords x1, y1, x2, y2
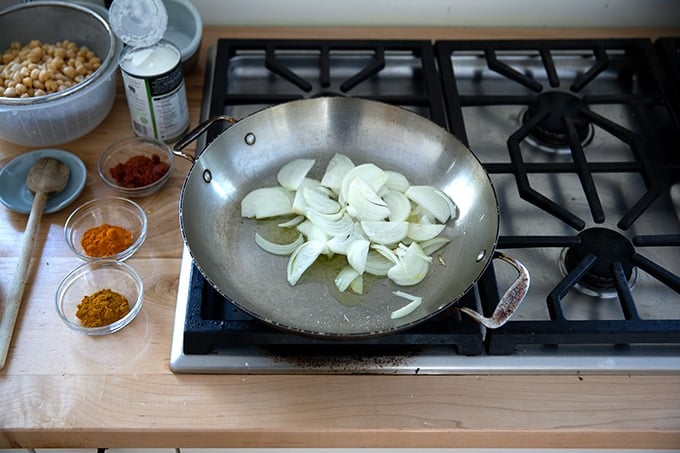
(0, 1, 122, 147)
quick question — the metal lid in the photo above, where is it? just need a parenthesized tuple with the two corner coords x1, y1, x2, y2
(109, 0, 168, 48)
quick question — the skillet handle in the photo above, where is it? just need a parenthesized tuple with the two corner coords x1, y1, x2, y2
(172, 115, 239, 163)
(458, 252, 530, 329)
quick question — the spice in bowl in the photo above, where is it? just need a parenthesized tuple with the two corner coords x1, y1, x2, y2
(55, 259, 143, 335)
(76, 288, 130, 328)
(64, 197, 147, 262)
(81, 223, 134, 257)
(99, 136, 174, 197)
(109, 153, 170, 188)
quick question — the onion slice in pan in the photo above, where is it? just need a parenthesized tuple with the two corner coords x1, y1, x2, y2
(242, 154, 458, 310)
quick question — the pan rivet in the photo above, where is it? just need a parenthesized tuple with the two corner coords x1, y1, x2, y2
(244, 133, 256, 145)
(476, 250, 486, 262)
(202, 169, 212, 183)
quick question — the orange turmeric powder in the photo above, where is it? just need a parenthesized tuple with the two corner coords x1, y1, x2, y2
(76, 288, 130, 328)
(81, 223, 133, 257)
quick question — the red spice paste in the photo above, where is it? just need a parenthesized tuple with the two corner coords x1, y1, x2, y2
(110, 154, 170, 188)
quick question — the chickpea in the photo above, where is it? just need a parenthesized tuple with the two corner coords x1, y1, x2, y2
(28, 47, 43, 63)
(38, 68, 50, 83)
(44, 80, 58, 92)
(48, 56, 64, 71)
(62, 65, 76, 79)
(0, 39, 101, 98)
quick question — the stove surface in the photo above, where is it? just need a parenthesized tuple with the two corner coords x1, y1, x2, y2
(170, 38, 680, 374)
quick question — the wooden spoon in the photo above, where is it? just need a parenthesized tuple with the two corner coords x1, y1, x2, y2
(0, 157, 70, 370)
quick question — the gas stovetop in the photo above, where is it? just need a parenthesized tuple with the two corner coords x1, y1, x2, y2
(170, 38, 680, 374)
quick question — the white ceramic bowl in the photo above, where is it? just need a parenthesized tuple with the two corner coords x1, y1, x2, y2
(164, 0, 202, 72)
(55, 259, 143, 335)
(0, 1, 122, 147)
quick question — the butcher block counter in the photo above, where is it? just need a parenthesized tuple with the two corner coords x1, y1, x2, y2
(1, 26, 680, 449)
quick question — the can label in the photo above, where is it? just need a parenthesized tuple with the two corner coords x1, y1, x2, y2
(120, 42, 189, 143)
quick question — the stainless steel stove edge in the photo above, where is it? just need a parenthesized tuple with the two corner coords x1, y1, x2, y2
(170, 247, 680, 375)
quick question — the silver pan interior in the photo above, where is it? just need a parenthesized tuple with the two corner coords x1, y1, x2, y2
(179, 97, 499, 338)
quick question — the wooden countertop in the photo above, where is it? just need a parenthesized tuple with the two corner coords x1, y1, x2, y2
(1, 26, 680, 449)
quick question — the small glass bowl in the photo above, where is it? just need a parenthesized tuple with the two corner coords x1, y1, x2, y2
(64, 197, 147, 261)
(55, 259, 144, 335)
(98, 136, 174, 197)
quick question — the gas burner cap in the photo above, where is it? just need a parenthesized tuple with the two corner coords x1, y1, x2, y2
(560, 227, 638, 298)
(521, 90, 593, 154)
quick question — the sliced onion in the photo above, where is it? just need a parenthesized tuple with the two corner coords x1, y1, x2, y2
(296, 220, 330, 245)
(364, 250, 394, 276)
(396, 241, 432, 263)
(278, 215, 305, 228)
(277, 158, 315, 191)
(291, 178, 321, 215)
(390, 290, 423, 319)
(384, 170, 410, 193)
(335, 265, 360, 292)
(371, 243, 399, 265)
(420, 236, 451, 255)
(407, 223, 446, 241)
(287, 240, 325, 285)
(388, 242, 430, 286)
(436, 188, 459, 221)
(339, 163, 387, 203)
(326, 224, 366, 255)
(361, 220, 408, 245)
(241, 187, 294, 219)
(382, 190, 412, 222)
(302, 186, 341, 214)
(321, 153, 354, 193)
(411, 205, 436, 225)
(255, 232, 304, 255)
(306, 210, 355, 238)
(346, 177, 390, 221)
(346, 239, 370, 274)
(405, 185, 453, 224)
(350, 274, 364, 294)
(243, 156, 457, 305)
(326, 235, 348, 255)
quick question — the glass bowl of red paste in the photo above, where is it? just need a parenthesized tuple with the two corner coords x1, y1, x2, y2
(98, 136, 174, 197)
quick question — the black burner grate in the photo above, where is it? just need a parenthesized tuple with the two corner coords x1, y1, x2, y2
(436, 39, 680, 355)
(655, 38, 680, 119)
(206, 39, 447, 140)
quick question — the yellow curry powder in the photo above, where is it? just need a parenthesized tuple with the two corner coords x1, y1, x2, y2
(76, 288, 130, 328)
(81, 223, 133, 257)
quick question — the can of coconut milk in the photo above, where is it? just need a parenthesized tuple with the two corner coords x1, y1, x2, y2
(119, 40, 190, 143)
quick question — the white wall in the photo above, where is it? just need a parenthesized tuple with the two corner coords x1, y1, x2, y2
(190, 0, 680, 28)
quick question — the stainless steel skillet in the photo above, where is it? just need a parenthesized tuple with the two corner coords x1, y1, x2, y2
(173, 97, 529, 339)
